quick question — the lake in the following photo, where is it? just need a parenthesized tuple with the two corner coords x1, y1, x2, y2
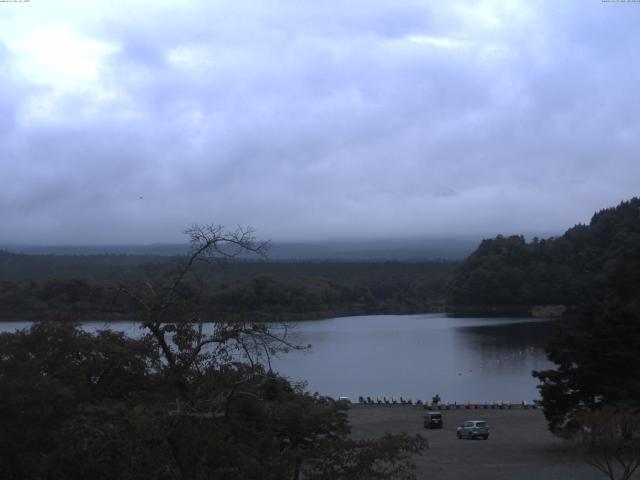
(0, 314, 561, 403)
(270, 314, 560, 403)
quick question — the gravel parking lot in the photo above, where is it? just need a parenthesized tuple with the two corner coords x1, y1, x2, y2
(349, 406, 608, 480)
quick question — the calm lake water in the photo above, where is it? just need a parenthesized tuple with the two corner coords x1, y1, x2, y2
(0, 314, 560, 403)
(270, 314, 560, 403)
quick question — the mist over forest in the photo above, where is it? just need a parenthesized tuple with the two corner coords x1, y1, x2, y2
(1, 237, 481, 260)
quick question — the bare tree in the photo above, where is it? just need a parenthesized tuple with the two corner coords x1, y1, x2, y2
(570, 407, 640, 480)
(119, 224, 305, 415)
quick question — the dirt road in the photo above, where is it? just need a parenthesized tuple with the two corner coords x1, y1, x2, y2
(349, 406, 609, 480)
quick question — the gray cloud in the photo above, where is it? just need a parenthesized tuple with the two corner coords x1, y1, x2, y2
(1, 1, 639, 244)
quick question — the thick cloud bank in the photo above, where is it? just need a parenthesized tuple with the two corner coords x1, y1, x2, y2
(1, 1, 639, 244)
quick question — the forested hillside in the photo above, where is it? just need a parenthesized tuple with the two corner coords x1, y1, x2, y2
(0, 253, 455, 321)
(448, 198, 640, 311)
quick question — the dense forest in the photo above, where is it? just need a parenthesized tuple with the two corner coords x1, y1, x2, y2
(448, 198, 640, 313)
(0, 252, 455, 321)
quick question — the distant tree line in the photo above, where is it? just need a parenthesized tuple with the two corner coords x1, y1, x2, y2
(0, 256, 455, 321)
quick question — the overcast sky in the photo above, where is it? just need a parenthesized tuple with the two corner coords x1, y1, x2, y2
(1, 0, 639, 244)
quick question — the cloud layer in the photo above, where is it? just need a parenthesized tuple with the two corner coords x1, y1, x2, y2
(1, 0, 639, 244)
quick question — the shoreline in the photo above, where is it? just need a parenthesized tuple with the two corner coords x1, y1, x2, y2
(349, 402, 540, 410)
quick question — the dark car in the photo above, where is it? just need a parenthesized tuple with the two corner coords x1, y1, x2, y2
(423, 411, 443, 429)
(456, 420, 489, 440)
